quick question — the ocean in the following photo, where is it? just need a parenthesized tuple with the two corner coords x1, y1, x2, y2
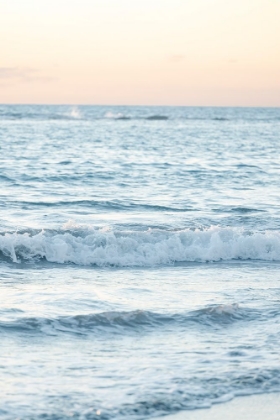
(0, 104, 279, 419)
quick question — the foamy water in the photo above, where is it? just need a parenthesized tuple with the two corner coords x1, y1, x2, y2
(2, 226, 280, 265)
(0, 105, 280, 419)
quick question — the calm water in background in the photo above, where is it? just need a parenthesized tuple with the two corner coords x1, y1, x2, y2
(0, 105, 280, 419)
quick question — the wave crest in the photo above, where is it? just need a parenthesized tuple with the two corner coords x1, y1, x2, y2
(0, 305, 262, 336)
(0, 226, 280, 266)
(0, 310, 162, 335)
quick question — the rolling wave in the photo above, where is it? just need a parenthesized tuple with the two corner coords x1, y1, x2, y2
(0, 310, 167, 335)
(7, 199, 193, 212)
(0, 226, 280, 266)
(0, 304, 267, 336)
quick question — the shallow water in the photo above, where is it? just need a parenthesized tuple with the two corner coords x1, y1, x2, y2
(0, 105, 280, 419)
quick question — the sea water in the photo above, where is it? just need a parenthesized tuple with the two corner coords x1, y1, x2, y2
(0, 105, 279, 419)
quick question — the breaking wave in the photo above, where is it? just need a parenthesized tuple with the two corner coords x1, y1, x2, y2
(1, 226, 280, 266)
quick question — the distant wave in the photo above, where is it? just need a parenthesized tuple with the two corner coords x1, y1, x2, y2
(213, 206, 266, 214)
(2, 113, 160, 121)
(146, 115, 169, 120)
(86, 113, 169, 121)
(10, 199, 194, 212)
(0, 112, 83, 121)
(104, 111, 131, 120)
(1, 226, 280, 266)
(0, 112, 168, 121)
(1, 110, 279, 122)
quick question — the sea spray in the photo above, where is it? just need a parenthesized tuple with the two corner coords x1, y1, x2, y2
(1, 226, 280, 266)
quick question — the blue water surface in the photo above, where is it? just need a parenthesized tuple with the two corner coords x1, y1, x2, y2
(0, 105, 280, 419)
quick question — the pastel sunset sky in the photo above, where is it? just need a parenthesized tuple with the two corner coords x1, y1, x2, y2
(1, 0, 279, 106)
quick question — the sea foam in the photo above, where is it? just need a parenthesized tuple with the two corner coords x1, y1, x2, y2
(0, 226, 280, 266)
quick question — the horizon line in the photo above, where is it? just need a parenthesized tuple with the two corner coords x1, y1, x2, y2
(1, 103, 280, 109)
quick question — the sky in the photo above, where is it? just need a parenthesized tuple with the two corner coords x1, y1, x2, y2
(0, 0, 280, 106)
